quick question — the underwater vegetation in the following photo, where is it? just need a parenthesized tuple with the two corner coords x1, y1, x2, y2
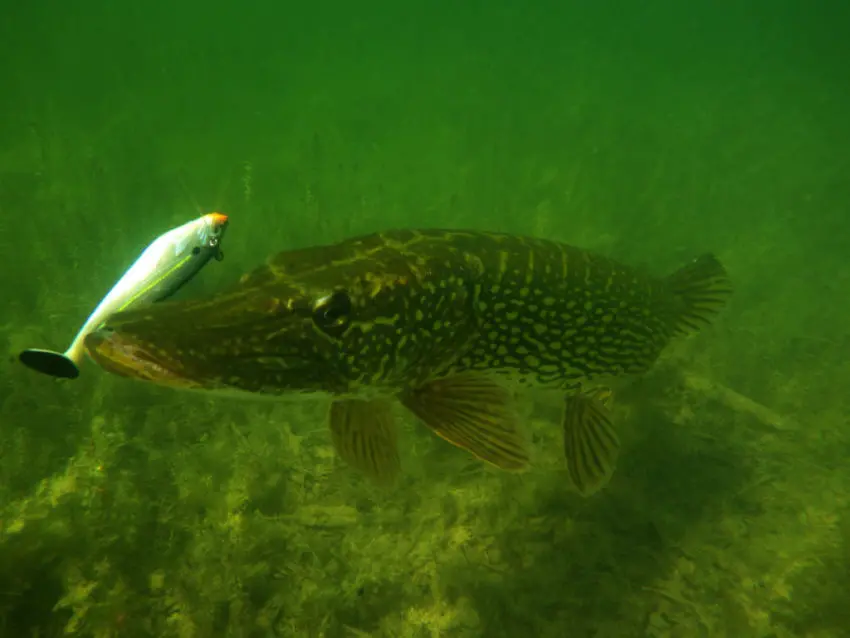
(1, 142, 848, 636)
(2, 337, 848, 637)
(2, 10, 849, 628)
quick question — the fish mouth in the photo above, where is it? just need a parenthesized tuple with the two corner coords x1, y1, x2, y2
(84, 328, 200, 389)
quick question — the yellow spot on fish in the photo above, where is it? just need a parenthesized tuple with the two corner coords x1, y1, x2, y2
(498, 251, 509, 274)
(524, 355, 541, 368)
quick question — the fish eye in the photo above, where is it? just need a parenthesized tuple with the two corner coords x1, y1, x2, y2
(312, 291, 352, 337)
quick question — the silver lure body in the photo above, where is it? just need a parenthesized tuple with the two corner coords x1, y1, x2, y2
(19, 212, 229, 379)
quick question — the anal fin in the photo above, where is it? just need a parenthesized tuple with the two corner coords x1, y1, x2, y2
(563, 387, 619, 497)
(399, 373, 529, 471)
(329, 399, 401, 485)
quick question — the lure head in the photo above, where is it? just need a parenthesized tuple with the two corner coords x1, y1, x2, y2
(200, 212, 229, 261)
(134, 211, 230, 302)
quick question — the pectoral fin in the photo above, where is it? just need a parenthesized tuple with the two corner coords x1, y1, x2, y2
(563, 387, 619, 496)
(400, 373, 529, 471)
(329, 399, 401, 485)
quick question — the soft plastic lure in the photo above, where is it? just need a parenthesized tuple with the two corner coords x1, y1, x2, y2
(19, 212, 229, 379)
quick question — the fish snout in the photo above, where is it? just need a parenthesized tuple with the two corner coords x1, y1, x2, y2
(84, 328, 141, 378)
(84, 328, 190, 385)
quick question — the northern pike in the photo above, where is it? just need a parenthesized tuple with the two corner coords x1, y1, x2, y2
(84, 229, 731, 495)
(19, 213, 229, 379)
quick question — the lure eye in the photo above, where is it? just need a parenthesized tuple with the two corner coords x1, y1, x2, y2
(312, 291, 352, 337)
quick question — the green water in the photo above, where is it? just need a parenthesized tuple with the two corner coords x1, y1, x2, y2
(2, 1, 849, 636)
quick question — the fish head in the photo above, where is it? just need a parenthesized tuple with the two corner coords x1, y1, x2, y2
(85, 235, 479, 396)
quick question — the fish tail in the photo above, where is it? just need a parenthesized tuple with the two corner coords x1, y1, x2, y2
(667, 254, 732, 335)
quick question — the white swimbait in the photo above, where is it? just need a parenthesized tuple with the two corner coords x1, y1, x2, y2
(19, 212, 229, 379)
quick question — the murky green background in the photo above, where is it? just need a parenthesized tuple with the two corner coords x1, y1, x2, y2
(2, 1, 849, 636)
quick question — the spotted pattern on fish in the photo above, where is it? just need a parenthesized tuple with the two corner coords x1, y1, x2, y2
(89, 229, 730, 405)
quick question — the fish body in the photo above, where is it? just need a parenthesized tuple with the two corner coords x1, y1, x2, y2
(428, 232, 716, 387)
(85, 229, 730, 492)
(19, 212, 229, 379)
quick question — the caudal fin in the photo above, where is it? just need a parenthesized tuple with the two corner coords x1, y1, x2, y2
(667, 254, 732, 335)
(19, 348, 80, 379)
